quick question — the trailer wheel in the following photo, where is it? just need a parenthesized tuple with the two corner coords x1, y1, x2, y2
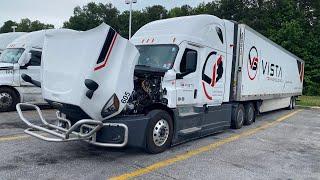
(0, 87, 19, 112)
(292, 97, 296, 109)
(145, 110, 173, 154)
(244, 103, 255, 125)
(287, 97, 296, 110)
(231, 104, 245, 129)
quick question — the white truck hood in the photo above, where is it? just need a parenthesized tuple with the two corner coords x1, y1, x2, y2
(41, 23, 139, 120)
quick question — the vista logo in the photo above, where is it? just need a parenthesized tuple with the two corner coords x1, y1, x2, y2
(247, 46, 259, 80)
(262, 60, 283, 78)
(247, 46, 283, 80)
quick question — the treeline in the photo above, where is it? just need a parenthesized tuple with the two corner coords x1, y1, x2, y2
(0, 18, 54, 32)
(0, 0, 319, 95)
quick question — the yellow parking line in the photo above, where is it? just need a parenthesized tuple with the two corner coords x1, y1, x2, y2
(0, 134, 29, 142)
(109, 110, 303, 180)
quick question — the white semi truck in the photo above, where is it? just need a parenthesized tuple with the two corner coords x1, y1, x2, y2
(0, 31, 45, 111)
(0, 29, 75, 111)
(17, 15, 304, 153)
(0, 32, 27, 55)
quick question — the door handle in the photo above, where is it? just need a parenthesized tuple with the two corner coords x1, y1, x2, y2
(194, 89, 197, 99)
(203, 104, 208, 113)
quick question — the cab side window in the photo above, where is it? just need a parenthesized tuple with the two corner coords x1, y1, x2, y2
(29, 51, 42, 66)
(180, 48, 197, 74)
(216, 26, 224, 44)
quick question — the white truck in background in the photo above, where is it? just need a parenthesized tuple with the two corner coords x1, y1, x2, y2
(17, 15, 304, 153)
(0, 29, 74, 111)
(0, 32, 26, 55)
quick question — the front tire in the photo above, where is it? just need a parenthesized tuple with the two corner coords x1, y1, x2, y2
(145, 110, 173, 154)
(0, 87, 19, 112)
(231, 104, 245, 129)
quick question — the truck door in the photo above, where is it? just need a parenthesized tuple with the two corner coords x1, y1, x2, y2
(199, 24, 230, 134)
(20, 50, 42, 86)
(176, 46, 200, 106)
(200, 50, 230, 135)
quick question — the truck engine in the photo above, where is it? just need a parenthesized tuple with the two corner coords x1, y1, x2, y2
(124, 68, 164, 115)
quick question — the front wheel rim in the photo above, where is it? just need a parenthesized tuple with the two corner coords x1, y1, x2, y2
(152, 119, 170, 147)
(0, 92, 13, 109)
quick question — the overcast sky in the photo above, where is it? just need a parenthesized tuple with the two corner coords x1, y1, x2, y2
(0, 0, 212, 28)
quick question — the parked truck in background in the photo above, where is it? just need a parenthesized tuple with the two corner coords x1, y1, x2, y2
(17, 15, 304, 153)
(0, 31, 47, 111)
(0, 32, 26, 55)
(0, 29, 74, 111)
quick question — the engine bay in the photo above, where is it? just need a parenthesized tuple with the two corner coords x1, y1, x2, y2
(124, 71, 163, 115)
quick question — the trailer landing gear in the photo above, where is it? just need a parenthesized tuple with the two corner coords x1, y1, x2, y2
(145, 110, 173, 154)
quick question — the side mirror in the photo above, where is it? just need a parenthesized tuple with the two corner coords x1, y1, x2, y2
(20, 52, 31, 67)
(21, 73, 41, 87)
(21, 73, 32, 83)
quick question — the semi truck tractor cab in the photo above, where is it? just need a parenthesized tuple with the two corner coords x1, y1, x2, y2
(17, 15, 304, 154)
(0, 29, 75, 112)
(0, 32, 26, 55)
(0, 31, 45, 111)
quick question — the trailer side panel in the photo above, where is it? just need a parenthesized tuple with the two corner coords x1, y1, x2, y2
(236, 25, 304, 101)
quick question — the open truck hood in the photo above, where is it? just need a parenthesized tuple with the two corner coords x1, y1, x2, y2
(41, 23, 139, 120)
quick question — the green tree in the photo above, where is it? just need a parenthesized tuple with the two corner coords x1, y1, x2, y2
(0, 20, 18, 33)
(0, 19, 54, 33)
(168, 5, 193, 17)
(63, 2, 119, 31)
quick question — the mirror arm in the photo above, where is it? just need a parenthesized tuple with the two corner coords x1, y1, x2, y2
(176, 71, 191, 79)
(20, 65, 28, 69)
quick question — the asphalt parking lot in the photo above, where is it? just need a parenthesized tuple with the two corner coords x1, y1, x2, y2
(0, 108, 319, 180)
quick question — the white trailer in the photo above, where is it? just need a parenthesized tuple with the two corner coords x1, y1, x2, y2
(0, 32, 27, 55)
(0, 29, 74, 111)
(17, 15, 304, 153)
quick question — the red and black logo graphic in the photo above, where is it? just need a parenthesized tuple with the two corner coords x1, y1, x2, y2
(202, 52, 223, 100)
(297, 60, 304, 82)
(94, 28, 118, 71)
(248, 46, 259, 80)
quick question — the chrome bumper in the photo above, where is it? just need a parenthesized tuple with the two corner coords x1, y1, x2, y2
(16, 103, 128, 147)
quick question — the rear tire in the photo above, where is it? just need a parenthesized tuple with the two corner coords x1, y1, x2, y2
(145, 110, 173, 154)
(287, 97, 296, 110)
(244, 103, 255, 125)
(231, 104, 245, 129)
(0, 87, 19, 112)
(291, 97, 296, 109)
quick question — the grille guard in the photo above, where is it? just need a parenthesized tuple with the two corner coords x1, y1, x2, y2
(16, 103, 128, 147)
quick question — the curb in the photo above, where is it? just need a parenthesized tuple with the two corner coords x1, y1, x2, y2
(296, 105, 320, 109)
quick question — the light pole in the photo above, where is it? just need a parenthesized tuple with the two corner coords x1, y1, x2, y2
(125, 0, 137, 39)
(11, 26, 17, 32)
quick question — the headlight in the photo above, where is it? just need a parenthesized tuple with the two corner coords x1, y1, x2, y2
(101, 94, 120, 118)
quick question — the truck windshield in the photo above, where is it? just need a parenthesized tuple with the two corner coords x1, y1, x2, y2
(136, 45, 179, 70)
(0, 48, 24, 64)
